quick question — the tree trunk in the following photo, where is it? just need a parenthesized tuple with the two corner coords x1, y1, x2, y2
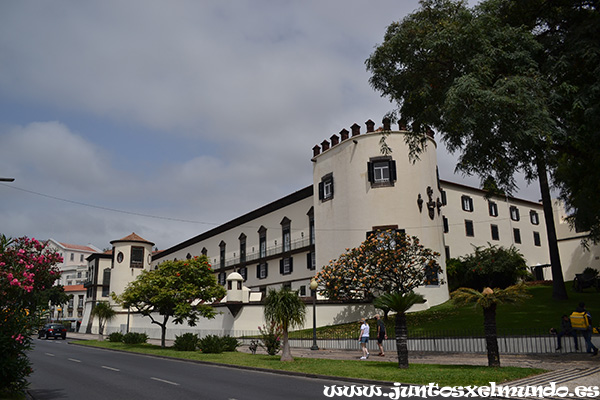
(160, 315, 169, 348)
(281, 329, 293, 362)
(394, 312, 409, 369)
(537, 159, 568, 300)
(483, 304, 500, 367)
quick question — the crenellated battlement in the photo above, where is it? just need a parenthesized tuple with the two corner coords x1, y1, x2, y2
(311, 117, 433, 158)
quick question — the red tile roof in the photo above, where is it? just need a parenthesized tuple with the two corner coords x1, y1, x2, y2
(64, 285, 85, 292)
(117, 232, 150, 243)
(59, 243, 97, 252)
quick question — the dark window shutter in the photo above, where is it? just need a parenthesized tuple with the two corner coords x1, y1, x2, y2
(264, 262, 268, 278)
(330, 177, 334, 197)
(256, 264, 260, 279)
(389, 160, 397, 181)
(367, 162, 374, 183)
(280, 259, 284, 274)
(318, 182, 324, 200)
(307, 252, 311, 269)
(289, 257, 293, 273)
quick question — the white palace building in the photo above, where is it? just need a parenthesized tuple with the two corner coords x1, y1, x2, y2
(79, 118, 598, 337)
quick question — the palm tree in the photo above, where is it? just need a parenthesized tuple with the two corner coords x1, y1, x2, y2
(263, 288, 307, 362)
(90, 301, 117, 336)
(451, 284, 530, 367)
(373, 291, 426, 369)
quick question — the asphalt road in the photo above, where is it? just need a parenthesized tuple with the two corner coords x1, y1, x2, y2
(28, 339, 420, 400)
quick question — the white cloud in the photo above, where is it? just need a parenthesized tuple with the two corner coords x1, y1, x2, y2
(0, 1, 542, 251)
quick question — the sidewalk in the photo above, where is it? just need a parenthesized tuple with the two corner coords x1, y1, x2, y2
(67, 332, 599, 395)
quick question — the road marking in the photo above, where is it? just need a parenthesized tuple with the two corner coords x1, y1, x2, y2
(45, 353, 55, 357)
(150, 377, 180, 386)
(68, 358, 81, 363)
(101, 366, 120, 372)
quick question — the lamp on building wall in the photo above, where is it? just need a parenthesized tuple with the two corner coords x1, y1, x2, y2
(310, 278, 319, 350)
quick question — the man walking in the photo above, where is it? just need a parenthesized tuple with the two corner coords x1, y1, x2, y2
(375, 314, 387, 356)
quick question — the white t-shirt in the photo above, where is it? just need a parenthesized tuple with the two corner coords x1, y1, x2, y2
(361, 323, 370, 337)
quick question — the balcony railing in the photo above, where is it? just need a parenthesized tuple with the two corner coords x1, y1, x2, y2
(218, 237, 312, 268)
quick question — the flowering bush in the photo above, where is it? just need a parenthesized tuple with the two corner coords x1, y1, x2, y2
(258, 321, 283, 356)
(315, 230, 442, 300)
(0, 235, 63, 395)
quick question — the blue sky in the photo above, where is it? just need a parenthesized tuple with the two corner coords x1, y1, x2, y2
(0, 0, 541, 251)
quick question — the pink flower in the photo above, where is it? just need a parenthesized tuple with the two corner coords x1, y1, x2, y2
(11, 334, 24, 343)
(10, 278, 20, 286)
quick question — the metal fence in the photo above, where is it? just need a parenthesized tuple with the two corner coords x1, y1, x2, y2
(240, 327, 586, 355)
(112, 326, 589, 355)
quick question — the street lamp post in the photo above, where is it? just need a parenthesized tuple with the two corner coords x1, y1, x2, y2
(310, 278, 319, 350)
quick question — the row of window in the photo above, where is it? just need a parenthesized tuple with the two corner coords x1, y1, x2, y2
(318, 157, 397, 201)
(217, 251, 317, 285)
(204, 213, 315, 269)
(60, 252, 86, 263)
(455, 219, 542, 246)
(461, 196, 540, 225)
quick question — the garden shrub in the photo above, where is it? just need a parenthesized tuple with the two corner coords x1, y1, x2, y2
(108, 332, 124, 343)
(220, 335, 241, 352)
(198, 334, 224, 354)
(173, 333, 199, 351)
(449, 245, 530, 291)
(258, 322, 282, 356)
(122, 332, 148, 344)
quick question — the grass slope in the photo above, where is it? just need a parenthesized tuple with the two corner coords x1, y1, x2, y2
(306, 282, 599, 337)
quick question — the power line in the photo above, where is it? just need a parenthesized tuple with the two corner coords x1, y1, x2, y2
(0, 182, 218, 225)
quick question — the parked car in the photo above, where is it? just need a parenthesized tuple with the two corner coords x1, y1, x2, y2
(38, 323, 67, 340)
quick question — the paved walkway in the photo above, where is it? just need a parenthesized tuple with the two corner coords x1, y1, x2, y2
(66, 333, 600, 397)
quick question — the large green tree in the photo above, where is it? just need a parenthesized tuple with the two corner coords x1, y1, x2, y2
(501, 0, 600, 243)
(263, 288, 306, 362)
(365, 0, 591, 300)
(114, 256, 226, 348)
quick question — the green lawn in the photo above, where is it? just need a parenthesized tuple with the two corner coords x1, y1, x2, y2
(301, 282, 599, 338)
(74, 340, 544, 386)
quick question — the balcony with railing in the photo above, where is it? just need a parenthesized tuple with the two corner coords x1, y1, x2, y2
(217, 236, 313, 268)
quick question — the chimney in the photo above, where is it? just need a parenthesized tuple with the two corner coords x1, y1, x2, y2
(365, 119, 375, 133)
(398, 120, 407, 131)
(312, 145, 321, 157)
(340, 129, 349, 141)
(351, 123, 361, 137)
(321, 140, 330, 151)
(330, 134, 339, 146)
(383, 117, 391, 131)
